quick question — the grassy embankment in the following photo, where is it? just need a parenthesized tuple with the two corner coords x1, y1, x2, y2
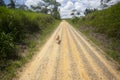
(68, 3, 120, 64)
(0, 7, 60, 80)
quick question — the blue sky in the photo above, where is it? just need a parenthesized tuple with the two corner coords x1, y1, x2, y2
(56, 0, 101, 18)
(4, 0, 10, 4)
(4, 0, 120, 18)
(25, 0, 102, 18)
(4, 0, 25, 5)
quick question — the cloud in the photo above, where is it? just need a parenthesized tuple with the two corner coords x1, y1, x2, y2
(60, 9, 73, 18)
(24, 0, 120, 18)
(74, 2, 86, 12)
(64, 1, 74, 10)
(56, 0, 65, 4)
(25, 0, 44, 7)
(106, 0, 120, 5)
(57, 0, 102, 18)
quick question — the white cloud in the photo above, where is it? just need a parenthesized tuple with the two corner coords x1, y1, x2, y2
(106, 0, 120, 5)
(64, 1, 74, 10)
(56, 0, 65, 4)
(24, 0, 120, 18)
(57, 0, 102, 18)
(25, 0, 44, 7)
(60, 10, 72, 18)
(89, 0, 101, 8)
(25, 0, 100, 18)
(74, 2, 86, 12)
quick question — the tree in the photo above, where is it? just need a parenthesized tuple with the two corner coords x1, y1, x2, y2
(101, 0, 104, 5)
(41, 6, 48, 14)
(30, 0, 61, 19)
(19, 5, 28, 10)
(31, 2, 47, 13)
(52, 6, 60, 19)
(101, 0, 111, 4)
(16, 0, 28, 10)
(0, 0, 5, 6)
(77, 12, 80, 15)
(71, 9, 77, 18)
(43, 0, 61, 19)
(84, 8, 97, 15)
(71, 12, 74, 16)
(31, 5, 41, 10)
(8, 0, 15, 8)
(31, 4, 47, 13)
(100, 0, 111, 8)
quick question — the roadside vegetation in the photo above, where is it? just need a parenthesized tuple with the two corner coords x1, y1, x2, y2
(68, 3, 120, 64)
(0, 6, 60, 80)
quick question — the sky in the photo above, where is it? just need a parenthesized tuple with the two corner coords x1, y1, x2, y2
(56, 0, 101, 18)
(25, 0, 102, 18)
(4, 0, 120, 18)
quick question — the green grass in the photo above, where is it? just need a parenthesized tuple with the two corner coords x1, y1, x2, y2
(0, 6, 61, 80)
(67, 3, 120, 64)
(75, 3, 120, 39)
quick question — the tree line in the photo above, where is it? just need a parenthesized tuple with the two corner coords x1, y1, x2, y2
(0, 0, 60, 19)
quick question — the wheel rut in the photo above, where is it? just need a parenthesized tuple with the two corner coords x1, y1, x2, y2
(17, 20, 120, 80)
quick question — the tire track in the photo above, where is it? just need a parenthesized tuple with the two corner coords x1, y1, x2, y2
(18, 20, 120, 80)
(56, 25, 73, 80)
(69, 23, 120, 80)
(19, 22, 62, 80)
(67, 25, 99, 80)
(51, 26, 63, 80)
(40, 25, 63, 80)
(35, 25, 63, 80)
(66, 24, 90, 80)
(33, 23, 63, 80)
(68, 25, 109, 80)
(66, 27, 82, 80)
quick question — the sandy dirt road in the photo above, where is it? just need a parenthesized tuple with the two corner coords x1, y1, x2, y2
(18, 20, 120, 80)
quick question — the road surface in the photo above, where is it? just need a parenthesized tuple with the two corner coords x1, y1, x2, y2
(18, 21, 120, 80)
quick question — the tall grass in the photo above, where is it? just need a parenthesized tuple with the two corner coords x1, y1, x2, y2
(0, 7, 60, 80)
(0, 6, 54, 58)
(74, 3, 120, 39)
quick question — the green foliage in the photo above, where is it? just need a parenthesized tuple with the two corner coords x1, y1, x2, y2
(30, 0, 61, 19)
(8, 0, 15, 8)
(0, 6, 60, 80)
(68, 3, 120, 64)
(43, 0, 61, 19)
(72, 3, 120, 40)
(0, 32, 15, 59)
(41, 6, 48, 14)
(0, 6, 55, 68)
(0, 0, 5, 6)
(84, 8, 97, 15)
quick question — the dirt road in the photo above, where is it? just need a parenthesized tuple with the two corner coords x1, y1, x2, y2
(18, 21, 120, 80)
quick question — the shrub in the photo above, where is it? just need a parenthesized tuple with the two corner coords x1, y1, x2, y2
(72, 3, 120, 40)
(0, 6, 55, 62)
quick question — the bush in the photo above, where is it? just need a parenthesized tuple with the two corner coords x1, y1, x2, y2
(0, 6, 55, 63)
(72, 3, 120, 40)
(69, 3, 120, 64)
(0, 32, 15, 59)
